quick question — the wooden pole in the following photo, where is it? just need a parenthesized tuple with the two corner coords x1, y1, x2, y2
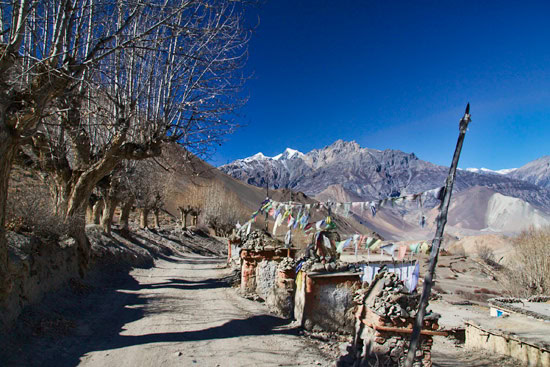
(265, 166, 269, 231)
(404, 103, 471, 367)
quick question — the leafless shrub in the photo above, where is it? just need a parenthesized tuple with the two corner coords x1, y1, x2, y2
(474, 288, 500, 296)
(454, 289, 490, 303)
(200, 181, 249, 237)
(504, 226, 550, 297)
(475, 243, 494, 264)
(6, 180, 81, 241)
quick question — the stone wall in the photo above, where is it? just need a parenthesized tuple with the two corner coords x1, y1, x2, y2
(255, 260, 278, 301)
(1, 225, 167, 332)
(294, 271, 360, 333)
(465, 322, 550, 367)
(239, 248, 298, 318)
(269, 269, 296, 318)
(2, 233, 80, 330)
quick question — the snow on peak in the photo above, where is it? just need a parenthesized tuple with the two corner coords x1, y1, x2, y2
(240, 148, 304, 163)
(495, 168, 517, 175)
(464, 167, 517, 175)
(273, 148, 304, 161)
(244, 152, 269, 162)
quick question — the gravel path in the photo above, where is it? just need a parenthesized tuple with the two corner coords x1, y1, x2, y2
(79, 254, 330, 367)
(4, 252, 330, 367)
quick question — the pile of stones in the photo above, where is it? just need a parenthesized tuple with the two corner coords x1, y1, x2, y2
(239, 229, 280, 251)
(277, 257, 297, 272)
(299, 257, 350, 273)
(356, 272, 421, 319)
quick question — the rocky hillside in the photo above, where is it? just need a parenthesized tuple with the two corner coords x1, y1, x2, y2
(220, 140, 550, 213)
(506, 156, 550, 189)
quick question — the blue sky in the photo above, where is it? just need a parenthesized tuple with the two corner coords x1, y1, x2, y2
(210, 0, 550, 170)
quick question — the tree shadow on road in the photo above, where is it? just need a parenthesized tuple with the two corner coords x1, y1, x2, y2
(1, 263, 296, 367)
(132, 276, 236, 291)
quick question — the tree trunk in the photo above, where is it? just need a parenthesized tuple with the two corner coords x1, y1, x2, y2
(69, 223, 91, 279)
(0, 48, 71, 299)
(0, 128, 18, 299)
(152, 209, 160, 229)
(92, 200, 104, 225)
(120, 197, 134, 233)
(85, 203, 94, 224)
(139, 208, 149, 229)
(179, 208, 184, 228)
(180, 208, 189, 229)
(100, 197, 118, 234)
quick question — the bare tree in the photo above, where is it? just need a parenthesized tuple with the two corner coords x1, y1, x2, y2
(0, 0, 250, 291)
(201, 181, 248, 237)
(128, 159, 169, 229)
(0, 0, 182, 294)
(175, 183, 206, 229)
(119, 196, 135, 234)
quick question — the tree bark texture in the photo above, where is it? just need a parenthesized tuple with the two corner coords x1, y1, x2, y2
(0, 49, 70, 300)
(100, 197, 118, 234)
(0, 125, 18, 299)
(92, 200, 104, 225)
(85, 203, 94, 224)
(70, 224, 91, 279)
(139, 208, 149, 229)
(179, 209, 186, 228)
(120, 197, 134, 233)
(179, 207, 193, 229)
(152, 209, 160, 229)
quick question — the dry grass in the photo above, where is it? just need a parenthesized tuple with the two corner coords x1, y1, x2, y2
(473, 288, 500, 296)
(504, 226, 550, 297)
(454, 289, 491, 303)
(475, 242, 494, 264)
(7, 169, 80, 240)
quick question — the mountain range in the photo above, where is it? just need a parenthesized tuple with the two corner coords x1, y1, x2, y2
(219, 140, 550, 239)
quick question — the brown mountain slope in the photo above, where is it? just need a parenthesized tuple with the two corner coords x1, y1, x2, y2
(160, 144, 374, 241)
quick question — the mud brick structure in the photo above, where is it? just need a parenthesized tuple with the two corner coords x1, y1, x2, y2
(294, 270, 361, 333)
(240, 247, 297, 294)
(352, 272, 443, 366)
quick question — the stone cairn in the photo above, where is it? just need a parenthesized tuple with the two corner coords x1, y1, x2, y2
(239, 229, 280, 252)
(352, 272, 441, 367)
(297, 229, 361, 274)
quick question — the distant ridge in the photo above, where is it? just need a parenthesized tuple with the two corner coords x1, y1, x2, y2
(507, 155, 550, 189)
(220, 140, 550, 214)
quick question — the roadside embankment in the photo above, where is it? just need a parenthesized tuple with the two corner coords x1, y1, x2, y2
(0, 225, 226, 333)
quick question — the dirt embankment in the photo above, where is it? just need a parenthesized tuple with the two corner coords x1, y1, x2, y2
(1, 224, 226, 332)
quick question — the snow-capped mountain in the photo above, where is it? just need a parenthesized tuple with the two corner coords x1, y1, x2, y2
(243, 152, 270, 162)
(240, 148, 304, 162)
(220, 140, 550, 213)
(463, 167, 517, 175)
(464, 157, 550, 189)
(273, 148, 304, 161)
(507, 156, 550, 189)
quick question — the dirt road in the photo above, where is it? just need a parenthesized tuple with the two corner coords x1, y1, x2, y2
(5, 252, 330, 367)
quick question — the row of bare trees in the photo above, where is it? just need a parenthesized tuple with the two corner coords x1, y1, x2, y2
(171, 176, 249, 236)
(0, 0, 250, 299)
(82, 158, 168, 233)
